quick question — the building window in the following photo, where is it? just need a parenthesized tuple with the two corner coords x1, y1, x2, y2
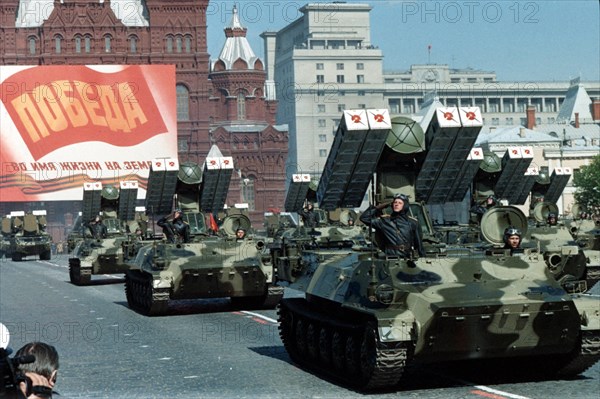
(241, 177, 255, 211)
(104, 35, 112, 52)
(451, 78, 461, 83)
(336, 63, 344, 70)
(316, 75, 324, 83)
(339, 91, 345, 96)
(357, 75, 365, 83)
(319, 149, 327, 157)
(316, 63, 324, 70)
(318, 104, 326, 113)
(491, 117, 500, 126)
(506, 117, 514, 125)
(185, 36, 192, 53)
(75, 36, 82, 53)
(85, 36, 91, 53)
(28, 37, 37, 55)
(129, 36, 138, 53)
(176, 84, 190, 121)
(318, 119, 326, 128)
(54, 35, 62, 54)
(520, 118, 527, 126)
(359, 104, 366, 109)
(488, 100, 499, 112)
(176, 36, 183, 53)
(358, 90, 365, 96)
(337, 104, 345, 112)
(547, 117, 556, 124)
(166, 36, 173, 53)
(389, 99, 400, 114)
(336, 75, 345, 83)
(356, 63, 364, 70)
(237, 92, 246, 120)
(319, 134, 327, 142)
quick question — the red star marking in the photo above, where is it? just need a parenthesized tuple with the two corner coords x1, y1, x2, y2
(474, 150, 480, 155)
(373, 113, 384, 122)
(156, 162, 162, 167)
(444, 112, 454, 120)
(524, 149, 531, 155)
(169, 161, 175, 167)
(223, 160, 230, 165)
(351, 114, 362, 123)
(466, 111, 476, 120)
(512, 149, 518, 155)
(210, 160, 217, 165)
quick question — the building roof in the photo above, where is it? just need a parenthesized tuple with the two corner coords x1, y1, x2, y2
(556, 79, 594, 124)
(212, 5, 259, 70)
(534, 124, 600, 142)
(16, 0, 149, 27)
(475, 126, 562, 146)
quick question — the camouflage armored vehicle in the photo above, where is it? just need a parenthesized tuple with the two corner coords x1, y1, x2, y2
(125, 148, 283, 316)
(68, 181, 141, 285)
(0, 215, 13, 258)
(6, 210, 52, 261)
(274, 108, 600, 390)
(278, 173, 368, 250)
(65, 212, 84, 253)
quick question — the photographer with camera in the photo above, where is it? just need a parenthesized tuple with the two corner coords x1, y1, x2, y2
(14, 342, 59, 399)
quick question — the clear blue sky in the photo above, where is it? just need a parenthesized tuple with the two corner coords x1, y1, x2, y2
(207, 0, 600, 82)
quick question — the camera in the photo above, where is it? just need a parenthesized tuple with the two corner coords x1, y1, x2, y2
(0, 323, 35, 399)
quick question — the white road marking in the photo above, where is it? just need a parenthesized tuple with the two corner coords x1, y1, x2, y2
(240, 310, 278, 324)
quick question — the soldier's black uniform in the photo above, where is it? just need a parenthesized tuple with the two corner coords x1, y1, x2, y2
(158, 212, 190, 243)
(360, 200, 425, 258)
(299, 205, 318, 228)
(86, 217, 107, 239)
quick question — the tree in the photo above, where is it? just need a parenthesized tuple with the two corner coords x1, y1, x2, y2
(573, 154, 600, 214)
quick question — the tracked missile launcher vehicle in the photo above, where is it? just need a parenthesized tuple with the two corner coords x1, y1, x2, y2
(5, 210, 52, 261)
(68, 181, 140, 285)
(0, 215, 13, 258)
(125, 148, 282, 316)
(280, 173, 367, 249)
(524, 172, 600, 291)
(274, 108, 600, 391)
(66, 213, 84, 254)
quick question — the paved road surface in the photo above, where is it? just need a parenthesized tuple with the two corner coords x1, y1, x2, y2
(0, 255, 598, 398)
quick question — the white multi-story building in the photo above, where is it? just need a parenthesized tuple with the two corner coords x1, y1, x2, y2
(263, 2, 600, 185)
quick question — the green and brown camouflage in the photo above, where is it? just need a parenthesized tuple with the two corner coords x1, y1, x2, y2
(274, 107, 600, 391)
(0, 215, 13, 258)
(523, 201, 598, 291)
(65, 213, 84, 253)
(6, 211, 52, 261)
(125, 147, 283, 316)
(68, 181, 142, 285)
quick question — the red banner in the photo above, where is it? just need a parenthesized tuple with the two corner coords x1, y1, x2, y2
(0, 65, 178, 202)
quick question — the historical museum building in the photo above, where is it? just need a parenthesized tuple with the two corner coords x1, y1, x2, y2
(0, 0, 288, 232)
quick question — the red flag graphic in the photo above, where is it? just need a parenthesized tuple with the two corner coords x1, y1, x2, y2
(209, 213, 219, 232)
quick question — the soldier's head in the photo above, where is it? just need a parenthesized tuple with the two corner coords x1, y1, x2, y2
(306, 203, 313, 211)
(392, 193, 409, 214)
(236, 228, 246, 239)
(547, 212, 557, 225)
(94, 215, 102, 223)
(486, 195, 496, 207)
(503, 226, 522, 249)
(173, 208, 182, 218)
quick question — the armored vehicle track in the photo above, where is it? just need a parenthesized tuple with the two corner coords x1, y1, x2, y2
(125, 269, 170, 316)
(278, 298, 410, 391)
